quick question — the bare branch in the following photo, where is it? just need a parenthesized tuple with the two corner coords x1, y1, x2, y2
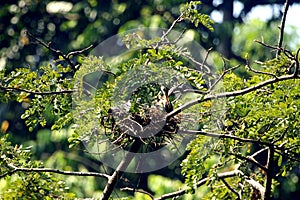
(154, 170, 242, 200)
(209, 64, 241, 92)
(220, 178, 241, 199)
(255, 40, 294, 59)
(246, 59, 278, 79)
(161, 14, 184, 42)
(121, 187, 154, 199)
(178, 130, 272, 146)
(26, 31, 94, 72)
(0, 85, 74, 95)
(229, 152, 268, 172)
(1, 164, 110, 179)
(183, 53, 212, 75)
(66, 44, 95, 58)
(275, 149, 300, 163)
(277, 0, 290, 57)
(201, 47, 213, 71)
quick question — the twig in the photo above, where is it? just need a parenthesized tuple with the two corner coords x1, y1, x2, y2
(220, 178, 241, 199)
(121, 187, 154, 199)
(274, 149, 300, 163)
(183, 53, 212, 75)
(178, 129, 272, 146)
(272, 127, 288, 144)
(229, 152, 268, 172)
(277, 0, 290, 57)
(202, 47, 213, 71)
(161, 14, 184, 42)
(255, 40, 293, 60)
(246, 59, 278, 79)
(208, 64, 241, 92)
(154, 170, 242, 200)
(26, 31, 93, 71)
(66, 44, 95, 58)
(0, 85, 74, 95)
(26, 31, 76, 71)
(1, 164, 110, 179)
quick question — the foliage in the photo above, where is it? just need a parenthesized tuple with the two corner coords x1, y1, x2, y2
(0, 1, 300, 199)
(0, 134, 75, 199)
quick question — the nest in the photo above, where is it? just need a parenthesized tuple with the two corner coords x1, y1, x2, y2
(100, 105, 181, 152)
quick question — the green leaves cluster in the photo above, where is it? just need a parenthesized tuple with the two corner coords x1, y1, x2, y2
(0, 134, 75, 199)
(0, 63, 73, 131)
(180, 1, 214, 31)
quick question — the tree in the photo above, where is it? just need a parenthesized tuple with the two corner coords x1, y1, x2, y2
(1, 1, 300, 199)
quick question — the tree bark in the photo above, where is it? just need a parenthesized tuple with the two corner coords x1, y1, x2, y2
(100, 139, 141, 200)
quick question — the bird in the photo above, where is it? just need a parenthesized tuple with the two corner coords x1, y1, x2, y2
(156, 86, 173, 113)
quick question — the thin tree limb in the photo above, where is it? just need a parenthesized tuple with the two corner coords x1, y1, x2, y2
(121, 187, 154, 199)
(0, 85, 74, 95)
(1, 164, 110, 179)
(178, 129, 272, 146)
(229, 152, 268, 172)
(167, 74, 299, 118)
(277, 0, 290, 57)
(154, 169, 265, 200)
(220, 178, 241, 199)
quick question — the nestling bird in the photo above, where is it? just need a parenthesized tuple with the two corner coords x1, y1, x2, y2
(156, 86, 173, 113)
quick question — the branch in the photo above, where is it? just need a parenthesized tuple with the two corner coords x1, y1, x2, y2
(245, 178, 265, 197)
(154, 170, 241, 200)
(275, 149, 300, 163)
(1, 164, 110, 179)
(161, 14, 184, 42)
(229, 152, 268, 172)
(220, 178, 241, 199)
(209, 64, 241, 92)
(26, 31, 76, 71)
(26, 31, 93, 71)
(277, 0, 290, 57)
(121, 187, 154, 199)
(293, 48, 300, 76)
(101, 139, 141, 200)
(247, 60, 278, 79)
(178, 129, 272, 146)
(0, 85, 74, 95)
(167, 74, 299, 118)
(255, 40, 294, 60)
(264, 146, 275, 200)
(66, 44, 95, 58)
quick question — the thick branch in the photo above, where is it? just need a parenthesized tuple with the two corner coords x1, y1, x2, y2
(101, 139, 141, 200)
(264, 146, 275, 200)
